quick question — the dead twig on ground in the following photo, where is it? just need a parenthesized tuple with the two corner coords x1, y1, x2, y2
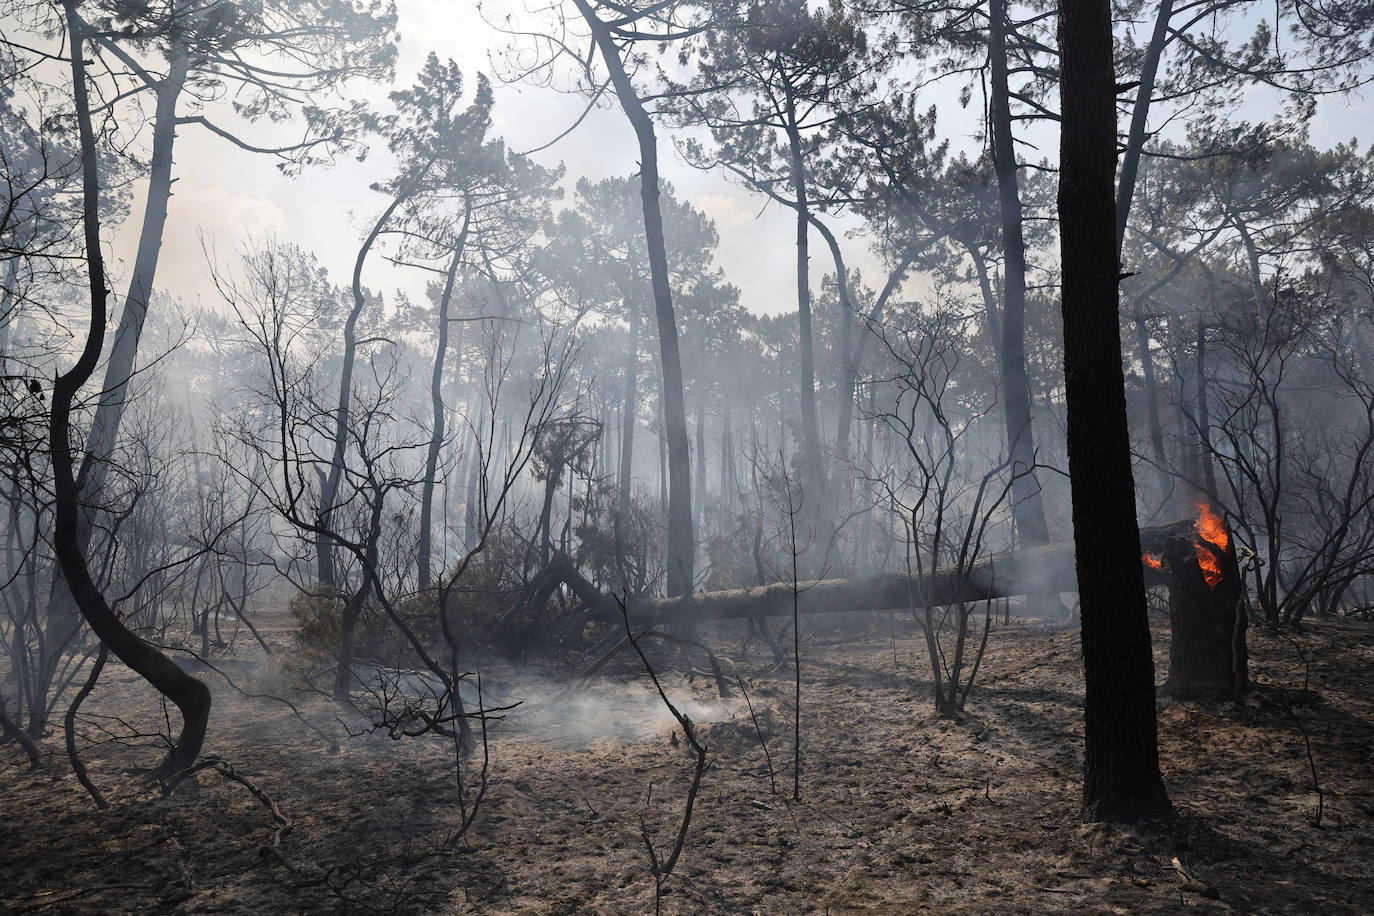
(618, 597, 707, 916)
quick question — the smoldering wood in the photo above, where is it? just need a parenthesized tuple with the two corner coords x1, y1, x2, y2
(1153, 522, 1250, 700)
(543, 524, 1185, 627)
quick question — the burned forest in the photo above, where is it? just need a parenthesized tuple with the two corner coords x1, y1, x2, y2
(4, 0, 1374, 912)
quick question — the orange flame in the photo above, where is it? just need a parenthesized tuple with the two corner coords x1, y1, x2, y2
(1194, 501, 1228, 588)
(1142, 551, 1167, 570)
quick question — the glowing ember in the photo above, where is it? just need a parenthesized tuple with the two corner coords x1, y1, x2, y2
(1142, 552, 1167, 570)
(1194, 501, 1228, 588)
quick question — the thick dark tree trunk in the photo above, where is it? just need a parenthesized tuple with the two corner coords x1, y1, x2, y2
(54, 4, 210, 783)
(989, 0, 1052, 549)
(1058, 0, 1171, 822)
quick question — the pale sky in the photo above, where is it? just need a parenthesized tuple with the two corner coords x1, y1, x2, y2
(102, 2, 956, 319)
(12, 2, 1372, 318)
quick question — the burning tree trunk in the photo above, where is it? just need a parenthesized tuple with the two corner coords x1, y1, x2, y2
(1143, 505, 1249, 700)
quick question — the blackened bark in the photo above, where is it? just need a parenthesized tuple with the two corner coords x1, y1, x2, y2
(54, 4, 210, 783)
(1158, 532, 1248, 699)
(45, 44, 190, 710)
(1058, 0, 1171, 821)
(0, 694, 40, 768)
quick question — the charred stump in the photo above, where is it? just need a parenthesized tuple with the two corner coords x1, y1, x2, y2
(1143, 514, 1249, 700)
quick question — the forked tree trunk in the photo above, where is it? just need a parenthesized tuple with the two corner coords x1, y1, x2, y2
(40, 46, 191, 727)
(54, 4, 209, 783)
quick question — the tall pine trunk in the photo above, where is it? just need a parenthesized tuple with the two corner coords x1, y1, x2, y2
(989, 0, 1051, 548)
(1058, 0, 1171, 822)
(784, 109, 829, 558)
(578, 0, 693, 595)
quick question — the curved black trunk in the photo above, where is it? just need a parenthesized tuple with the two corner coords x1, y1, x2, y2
(52, 4, 210, 784)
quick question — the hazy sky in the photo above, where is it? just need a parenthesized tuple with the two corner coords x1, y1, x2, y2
(107, 2, 896, 319)
(15, 2, 1373, 318)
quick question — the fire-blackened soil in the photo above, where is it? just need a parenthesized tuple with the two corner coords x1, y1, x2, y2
(2, 609, 1372, 914)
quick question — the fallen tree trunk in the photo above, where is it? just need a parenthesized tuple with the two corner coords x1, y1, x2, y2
(569, 522, 1181, 625)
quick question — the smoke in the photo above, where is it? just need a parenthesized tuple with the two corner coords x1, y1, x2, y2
(505, 677, 738, 748)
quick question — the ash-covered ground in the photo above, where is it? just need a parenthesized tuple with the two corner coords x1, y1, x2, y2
(3, 609, 1372, 914)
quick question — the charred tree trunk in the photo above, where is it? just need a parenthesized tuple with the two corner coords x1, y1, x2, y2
(321, 156, 435, 589)
(559, 531, 1177, 625)
(41, 43, 191, 725)
(1156, 526, 1249, 700)
(320, 193, 403, 589)
(54, 4, 209, 783)
(334, 493, 384, 700)
(1194, 317, 1218, 501)
(74, 50, 188, 535)
(539, 466, 560, 572)
(1058, 0, 1171, 822)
